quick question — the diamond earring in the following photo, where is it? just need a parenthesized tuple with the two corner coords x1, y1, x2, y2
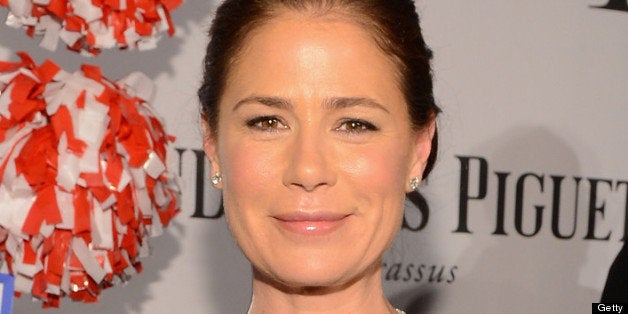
(409, 177, 420, 191)
(211, 172, 222, 185)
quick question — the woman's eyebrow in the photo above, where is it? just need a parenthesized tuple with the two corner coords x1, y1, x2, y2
(324, 97, 390, 113)
(233, 96, 293, 111)
(233, 96, 390, 113)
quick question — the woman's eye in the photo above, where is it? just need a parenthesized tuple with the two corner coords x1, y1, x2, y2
(246, 116, 288, 131)
(337, 119, 378, 133)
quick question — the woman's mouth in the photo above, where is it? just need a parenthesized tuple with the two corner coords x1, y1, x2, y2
(272, 211, 352, 236)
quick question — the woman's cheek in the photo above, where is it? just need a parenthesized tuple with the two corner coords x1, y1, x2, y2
(338, 143, 407, 191)
(223, 141, 282, 196)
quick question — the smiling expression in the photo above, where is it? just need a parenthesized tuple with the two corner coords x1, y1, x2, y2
(203, 11, 433, 289)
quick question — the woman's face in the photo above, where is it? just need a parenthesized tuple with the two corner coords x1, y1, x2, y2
(204, 11, 433, 288)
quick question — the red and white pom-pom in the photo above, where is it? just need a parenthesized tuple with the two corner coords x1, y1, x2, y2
(0, 0, 183, 56)
(0, 52, 180, 307)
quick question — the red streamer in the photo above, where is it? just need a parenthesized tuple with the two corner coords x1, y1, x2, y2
(1, 0, 183, 55)
(0, 53, 180, 307)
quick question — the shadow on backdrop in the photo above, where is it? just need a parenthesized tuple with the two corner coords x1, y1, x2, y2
(385, 188, 442, 313)
(391, 126, 601, 313)
(448, 127, 596, 314)
(201, 198, 252, 314)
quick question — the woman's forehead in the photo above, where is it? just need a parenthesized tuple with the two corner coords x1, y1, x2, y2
(223, 12, 403, 104)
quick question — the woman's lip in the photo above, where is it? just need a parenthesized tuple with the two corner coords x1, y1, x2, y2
(272, 212, 351, 236)
(273, 211, 350, 222)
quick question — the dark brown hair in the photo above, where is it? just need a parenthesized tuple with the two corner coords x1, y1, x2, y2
(199, 0, 440, 178)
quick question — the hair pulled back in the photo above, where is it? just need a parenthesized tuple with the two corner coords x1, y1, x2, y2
(199, 0, 440, 178)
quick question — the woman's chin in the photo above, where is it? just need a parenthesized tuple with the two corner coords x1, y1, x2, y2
(261, 272, 353, 293)
(259, 265, 346, 288)
(253, 257, 379, 293)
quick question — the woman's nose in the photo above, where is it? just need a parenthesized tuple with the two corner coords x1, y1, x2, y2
(282, 129, 336, 192)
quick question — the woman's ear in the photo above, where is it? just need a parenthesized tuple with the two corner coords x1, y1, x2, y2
(407, 118, 436, 192)
(201, 119, 223, 188)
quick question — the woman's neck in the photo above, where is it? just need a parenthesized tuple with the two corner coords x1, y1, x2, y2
(247, 264, 397, 314)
